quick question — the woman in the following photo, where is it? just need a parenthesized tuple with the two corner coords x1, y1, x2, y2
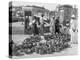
(69, 15, 78, 44)
(29, 16, 39, 36)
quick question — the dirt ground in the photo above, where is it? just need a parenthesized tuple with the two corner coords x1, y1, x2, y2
(12, 35, 78, 59)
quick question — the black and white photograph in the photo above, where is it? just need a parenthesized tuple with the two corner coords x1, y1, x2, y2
(9, 1, 78, 58)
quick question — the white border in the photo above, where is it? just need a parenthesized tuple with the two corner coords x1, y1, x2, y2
(0, 0, 80, 60)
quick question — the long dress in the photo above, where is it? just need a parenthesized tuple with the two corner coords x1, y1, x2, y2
(55, 18, 60, 34)
(50, 17, 55, 34)
(69, 19, 78, 44)
(40, 17, 44, 36)
(33, 21, 39, 35)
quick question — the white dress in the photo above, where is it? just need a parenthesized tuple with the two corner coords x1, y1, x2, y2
(69, 19, 78, 44)
(50, 17, 55, 34)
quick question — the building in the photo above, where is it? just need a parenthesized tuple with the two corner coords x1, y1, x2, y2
(22, 5, 50, 19)
(57, 5, 73, 27)
(22, 5, 51, 34)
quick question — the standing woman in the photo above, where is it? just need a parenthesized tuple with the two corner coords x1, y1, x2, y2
(33, 16, 39, 36)
(69, 15, 78, 44)
(29, 16, 39, 36)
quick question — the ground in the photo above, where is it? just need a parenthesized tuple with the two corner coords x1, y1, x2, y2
(9, 22, 24, 34)
(12, 35, 78, 59)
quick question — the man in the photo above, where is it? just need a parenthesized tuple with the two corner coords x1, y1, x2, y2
(40, 14, 44, 36)
(25, 16, 29, 33)
(39, 14, 46, 43)
(50, 16, 55, 35)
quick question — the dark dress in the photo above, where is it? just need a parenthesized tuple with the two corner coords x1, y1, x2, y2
(33, 21, 39, 35)
(55, 18, 60, 34)
(25, 17, 29, 29)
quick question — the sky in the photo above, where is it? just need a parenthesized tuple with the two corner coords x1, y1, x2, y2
(12, 1, 58, 11)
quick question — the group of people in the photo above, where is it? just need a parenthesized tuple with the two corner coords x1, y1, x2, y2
(24, 13, 78, 44)
(25, 14, 62, 36)
(29, 14, 44, 36)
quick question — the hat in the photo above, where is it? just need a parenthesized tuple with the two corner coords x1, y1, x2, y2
(71, 15, 75, 18)
(71, 15, 75, 19)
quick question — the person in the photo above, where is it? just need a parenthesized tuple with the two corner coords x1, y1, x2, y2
(69, 15, 78, 44)
(24, 16, 29, 34)
(40, 14, 44, 36)
(39, 14, 46, 43)
(50, 16, 55, 35)
(29, 16, 39, 36)
(33, 16, 40, 36)
(55, 17, 60, 34)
